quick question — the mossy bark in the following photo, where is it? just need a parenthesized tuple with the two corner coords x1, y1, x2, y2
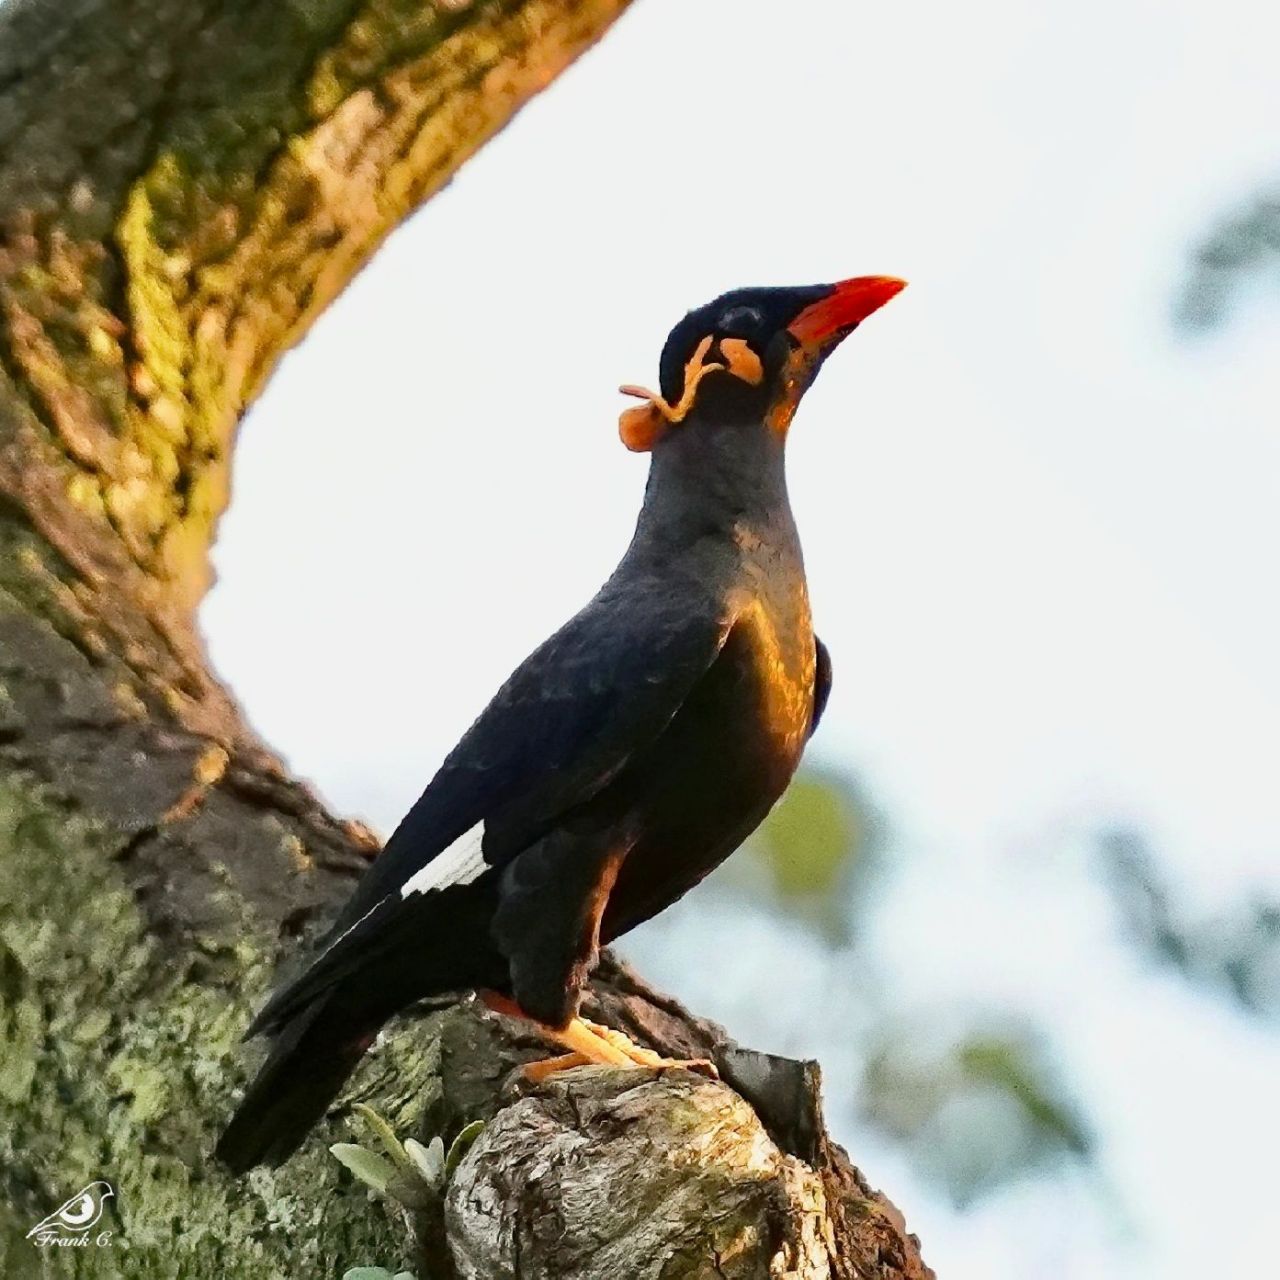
(0, 2, 933, 1277)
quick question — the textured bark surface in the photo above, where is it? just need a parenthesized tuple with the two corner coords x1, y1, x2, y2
(430, 963, 935, 1280)
(0, 1, 933, 1277)
(448, 1069, 833, 1279)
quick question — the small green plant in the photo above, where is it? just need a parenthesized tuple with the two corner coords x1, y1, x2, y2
(330, 1104, 485, 1210)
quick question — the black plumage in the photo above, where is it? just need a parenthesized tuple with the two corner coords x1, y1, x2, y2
(216, 275, 904, 1171)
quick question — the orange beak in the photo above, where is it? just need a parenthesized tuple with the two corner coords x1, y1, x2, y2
(786, 275, 907, 346)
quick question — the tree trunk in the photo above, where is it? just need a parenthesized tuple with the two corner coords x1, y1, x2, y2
(0, 2, 933, 1276)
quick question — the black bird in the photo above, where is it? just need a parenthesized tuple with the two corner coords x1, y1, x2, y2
(216, 275, 906, 1171)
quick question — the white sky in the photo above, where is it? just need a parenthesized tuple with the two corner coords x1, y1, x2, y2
(202, 2, 1280, 1276)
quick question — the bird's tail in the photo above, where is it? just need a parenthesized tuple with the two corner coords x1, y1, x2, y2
(215, 993, 380, 1173)
(217, 884, 505, 1172)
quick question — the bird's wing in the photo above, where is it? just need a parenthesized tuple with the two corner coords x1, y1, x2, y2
(809, 634, 832, 737)
(247, 575, 737, 1036)
(400, 580, 738, 870)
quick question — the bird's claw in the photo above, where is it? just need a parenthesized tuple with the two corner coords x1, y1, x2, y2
(578, 1019, 719, 1077)
(484, 998, 722, 1082)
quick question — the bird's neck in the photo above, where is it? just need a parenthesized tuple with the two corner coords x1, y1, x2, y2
(629, 416, 798, 562)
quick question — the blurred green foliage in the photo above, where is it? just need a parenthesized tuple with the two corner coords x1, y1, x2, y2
(758, 773, 857, 897)
(861, 1022, 1092, 1208)
(1100, 827, 1280, 1018)
(706, 764, 1095, 1205)
(1177, 186, 1280, 329)
(718, 765, 885, 944)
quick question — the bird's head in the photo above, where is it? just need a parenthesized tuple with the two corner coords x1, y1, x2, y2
(619, 276, 906, 452)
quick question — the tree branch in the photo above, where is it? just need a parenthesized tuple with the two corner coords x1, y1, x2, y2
(0, 1, 933, 1275)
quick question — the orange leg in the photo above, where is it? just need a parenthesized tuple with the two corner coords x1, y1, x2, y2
(479, 991, 718, 1080)
(579, 1019, 717, 1076)
(521, 1052, 591, 1083)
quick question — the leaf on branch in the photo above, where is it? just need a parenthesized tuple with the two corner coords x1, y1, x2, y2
(404, 1136, 446, 1189)
(330, 1143, 400, 1196)
(444, 1119, 485, 1182)
(335, 1109, 487, 1210)
(352, 1102, 416, 1174)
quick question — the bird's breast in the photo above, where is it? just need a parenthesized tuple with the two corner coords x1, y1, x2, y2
(596, 577, 814, 942)
(731, 587, 815, 774)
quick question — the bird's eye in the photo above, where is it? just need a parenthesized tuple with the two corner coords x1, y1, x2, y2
(718, 305, 763, 337)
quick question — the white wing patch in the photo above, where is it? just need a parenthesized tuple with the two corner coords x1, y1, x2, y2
(400, 821, 488, 899)
(300, 821, 489, 981)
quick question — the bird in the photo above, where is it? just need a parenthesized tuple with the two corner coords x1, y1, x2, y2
(215, 274, 906, 1172)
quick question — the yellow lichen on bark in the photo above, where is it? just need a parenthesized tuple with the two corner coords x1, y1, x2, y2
(108, 0, 632, 607)
(0, 0, 631, 619)
(0, 0, 632, 745)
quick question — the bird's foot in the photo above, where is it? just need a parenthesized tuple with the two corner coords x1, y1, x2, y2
(526, 1017, 718, 1081)
(479, 991, 718, 1080)
(520, 1051, 592, 1083)
(578, 1019, 718, 1078)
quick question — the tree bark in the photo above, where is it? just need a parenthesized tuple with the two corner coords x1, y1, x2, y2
(0, 2, 933, 1276)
